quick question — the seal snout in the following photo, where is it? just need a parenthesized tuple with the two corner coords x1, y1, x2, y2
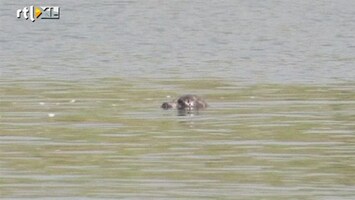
(161, 102, 173, 110)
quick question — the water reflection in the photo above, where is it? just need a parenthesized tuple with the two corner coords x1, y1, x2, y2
(177, 109, 203, 117)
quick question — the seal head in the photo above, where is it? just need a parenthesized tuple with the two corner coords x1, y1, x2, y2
(162, 95, 207, 110)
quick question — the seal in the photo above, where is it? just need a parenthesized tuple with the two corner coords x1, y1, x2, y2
(161, 94, 208, 110)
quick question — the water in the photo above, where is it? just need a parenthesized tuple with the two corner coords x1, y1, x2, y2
(1, 0, 355, 199)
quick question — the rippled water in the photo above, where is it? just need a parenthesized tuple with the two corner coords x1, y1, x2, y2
(1, 1, 355, 199)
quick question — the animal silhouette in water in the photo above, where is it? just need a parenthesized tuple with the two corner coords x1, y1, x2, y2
(161, 94, 208, 110)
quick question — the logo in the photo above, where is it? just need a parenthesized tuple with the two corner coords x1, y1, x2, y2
(17, 6, 60, 22)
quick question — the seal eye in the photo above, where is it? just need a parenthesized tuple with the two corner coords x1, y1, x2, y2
(178, 99, 184, 105)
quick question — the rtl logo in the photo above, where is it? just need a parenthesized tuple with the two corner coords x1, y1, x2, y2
(17, 6, 60, 22)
